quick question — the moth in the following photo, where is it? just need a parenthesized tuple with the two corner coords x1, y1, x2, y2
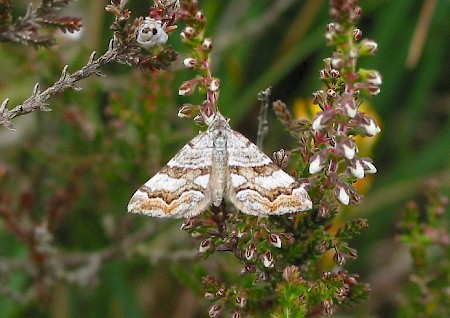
(128, 112, 312, 218)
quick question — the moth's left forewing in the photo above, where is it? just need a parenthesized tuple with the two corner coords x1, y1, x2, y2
(225, 130, 312, 215)
(127, 131, 213, 218)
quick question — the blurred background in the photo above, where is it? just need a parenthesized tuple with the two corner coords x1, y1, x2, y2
(0, 0, 449, 317)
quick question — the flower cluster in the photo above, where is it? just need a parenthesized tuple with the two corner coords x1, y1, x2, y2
(107, 0, 178, 72)
(306, 1, 381, 211)
(176, 1, 219, 124)
(175, 0, 376, 316)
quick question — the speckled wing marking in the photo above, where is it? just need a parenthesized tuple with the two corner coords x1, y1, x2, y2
(225, 129, 312, 215)
(127, 132, 213, 218)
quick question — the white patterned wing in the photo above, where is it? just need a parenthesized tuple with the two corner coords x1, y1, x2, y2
(128, 131, 213, 218)
(225, 130, 312, 215)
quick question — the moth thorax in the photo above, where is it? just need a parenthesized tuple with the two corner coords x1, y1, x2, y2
(212, 130, 226, 149)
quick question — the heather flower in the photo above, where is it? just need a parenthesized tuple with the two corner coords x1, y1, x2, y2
(199, 238, 212, 253)
(177, 103, 197, 118)
(236, 295, 247, 308)
(208, 304, 221, 317)
(261, 251, 274, 268)
(178, 79, 198, 96)
(245, 244, 257, 260)
(361, 117, 381, 136)
(336, 185, 350, 205)
(231, 312, 241, 318)
(309, 153, 326, 174)
(360, 157, 377, 174)
(342, 99, 357, 118)
(349, 159, 365, 178)
(269, 233, 282, 248)
(180, 26, 196, 41)
(136, 17, 168, 49)
(183, 57, 197, 69)
(312, 114, 326, 130)
(208, 78, 220, 92)
(201, 38, 213, 51)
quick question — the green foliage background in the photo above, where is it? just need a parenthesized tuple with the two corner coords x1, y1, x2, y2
(0, 0, 449, 317)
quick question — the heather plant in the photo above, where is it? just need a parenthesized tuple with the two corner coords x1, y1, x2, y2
(0, 1, 448, 317)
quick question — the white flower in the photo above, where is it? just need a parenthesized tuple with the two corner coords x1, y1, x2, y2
(337, 187, 350, 205)
(350, 160, 364, 178)
(201, 38, 213, 51)
(261, 252, 274, 268)
(269, 234, 282, 248)
(136, 18, 168, 49)
(209, 79, 220, 91)
(360, 39, 378, 55)
(178, 87, 190, 96)
(309, 155, 324, 174)
(344, 101, 357, 118)
(343, 143, 357, 159)
(199, 239, 212, 253)
(183, 57, 197, 69)
(367, 71, 382, 86)
(245, 245, 256, 260)
(362, 118, 381, 136)
(361, 158, 377, 174)
(312, 114, 326, 131)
